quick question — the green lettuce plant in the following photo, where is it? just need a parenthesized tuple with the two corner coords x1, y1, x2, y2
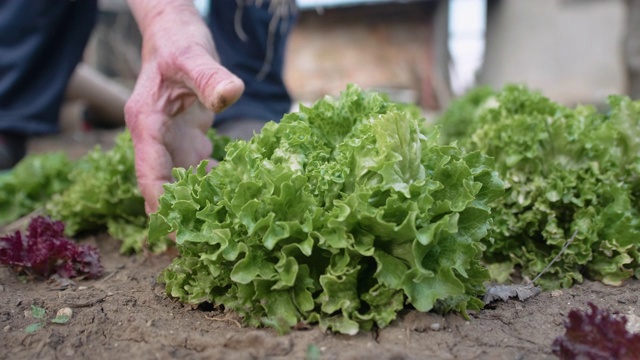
(439, 85, 640, 289)
(45, 132, 152, 253)
(436, 86, 495, 144)
(0, 152, 73, 224)
(149, 85, 504, 334)
(1, 130, 230, 254)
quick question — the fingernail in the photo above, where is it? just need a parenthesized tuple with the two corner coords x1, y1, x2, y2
(213, 79, 243, 112)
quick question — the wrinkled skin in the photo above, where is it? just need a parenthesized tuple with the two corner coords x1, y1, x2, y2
(125, 1, 244, 213)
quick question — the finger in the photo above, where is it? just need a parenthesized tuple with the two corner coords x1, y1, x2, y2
(125, 75, 174, 214)
(174, 47, 245, 113)
(167, 125, 213, 169)
(164, 102, 214, 169)
(130, 117, 173, 214)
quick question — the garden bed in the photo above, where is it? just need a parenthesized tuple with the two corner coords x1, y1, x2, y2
(3, 87, 640, 359)
(2, 234, 639, 360)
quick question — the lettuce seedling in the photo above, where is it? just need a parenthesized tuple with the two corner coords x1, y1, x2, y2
(0, 216, 102, 279)
(149, 85, 504, 334)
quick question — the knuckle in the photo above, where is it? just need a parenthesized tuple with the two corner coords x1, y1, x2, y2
(124, 94, 148, 133)
(124, 97, 141, 122)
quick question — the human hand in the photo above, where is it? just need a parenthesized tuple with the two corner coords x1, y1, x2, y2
(125, 0, 244, 214)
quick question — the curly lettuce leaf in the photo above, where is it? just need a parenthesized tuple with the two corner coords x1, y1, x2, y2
(0, 216, 103, 279)
(1, 127, 230, 254)
(435, 86, 495, 144)
(150, 85, 504, 334)
(0, 152, 73, 225)
(44, 132, 151, 253)
(443, 85, 640, 289)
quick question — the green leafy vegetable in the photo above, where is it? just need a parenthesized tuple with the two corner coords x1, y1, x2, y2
(24, 305, 72, 333)
(25, 305, 46, 334)
(149, 85, 504, 334)
(0, 216, 103, 279)
(24, 322, 42, 334)
(306, 344, 321, 360)
(45, 132, 152, 254)
(439, 85, 640, 289)
(0, 129, 229, 254)
(436, 86, 495, 144)
(208, 130, 232, 161)
(0, 152, 73, 224)
(31, 305, 45, 319)
(51, 314, 70, 324)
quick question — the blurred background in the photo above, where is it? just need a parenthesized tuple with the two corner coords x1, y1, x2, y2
(60, 0, 635, 136)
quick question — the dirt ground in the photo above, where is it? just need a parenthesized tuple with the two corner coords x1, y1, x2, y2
(2, 127, 640, 360)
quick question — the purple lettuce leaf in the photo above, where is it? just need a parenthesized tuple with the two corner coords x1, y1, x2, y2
(552, 302, 640, 360)
(0, 216, 103, 279)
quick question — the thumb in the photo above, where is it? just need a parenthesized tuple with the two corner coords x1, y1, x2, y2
(174, 49, 245, 113)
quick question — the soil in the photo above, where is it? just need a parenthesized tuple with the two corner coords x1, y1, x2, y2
(2, 127, 640, 360)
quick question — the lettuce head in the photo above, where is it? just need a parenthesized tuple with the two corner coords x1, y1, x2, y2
(149, 85, 504, 334)
(443, 85, 640, 289)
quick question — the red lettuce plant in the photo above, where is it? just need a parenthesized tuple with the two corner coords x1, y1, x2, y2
(552, 302, 640, 360)
(0, 216, 102, 279)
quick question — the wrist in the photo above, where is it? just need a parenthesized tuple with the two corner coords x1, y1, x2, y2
(127, 0, 202, 37)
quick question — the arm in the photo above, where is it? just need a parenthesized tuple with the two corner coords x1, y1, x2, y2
(125, 0, 244, 213)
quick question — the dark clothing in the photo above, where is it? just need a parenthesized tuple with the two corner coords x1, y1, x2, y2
(0, 1, 293, 136)
(0, 0, 98, 135)
(209, 1, 295, 125)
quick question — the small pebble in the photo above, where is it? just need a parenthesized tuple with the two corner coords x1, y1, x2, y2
(57, 307, 73, 320)
(550, 290, 563, 297)
(515, 304, 523, 310)
(429, 323, 441, 331)
(3, 325, 11, 332)
(77, 286, 88, 291)
(626, 314, 640, 334)
(0, 284, 5, 291)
